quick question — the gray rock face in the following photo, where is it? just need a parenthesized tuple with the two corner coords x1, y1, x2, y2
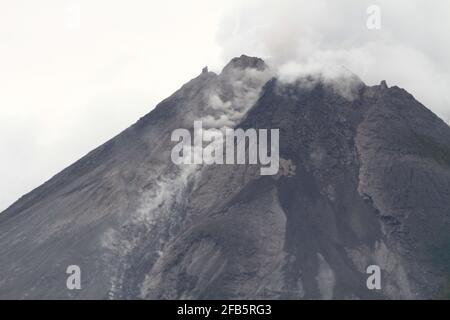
(1, 56, 449, 299)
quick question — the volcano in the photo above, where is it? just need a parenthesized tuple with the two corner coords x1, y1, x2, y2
(1, 55, 449, 299)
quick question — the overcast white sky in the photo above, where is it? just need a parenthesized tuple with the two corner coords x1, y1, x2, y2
(1, 0, 449, 211)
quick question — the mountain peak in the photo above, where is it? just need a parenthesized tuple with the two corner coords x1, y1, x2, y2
(222, 54, 267, 73)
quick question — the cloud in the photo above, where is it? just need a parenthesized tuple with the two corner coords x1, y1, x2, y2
(277, 62, 364, 101)
(217, 0, 450, 122)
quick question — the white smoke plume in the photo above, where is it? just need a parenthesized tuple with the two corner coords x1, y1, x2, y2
(103, 60, 273, 297)
(200, 66, 273, 129)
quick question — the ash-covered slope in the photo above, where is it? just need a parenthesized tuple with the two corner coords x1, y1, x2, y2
(1, 56, 449, 299)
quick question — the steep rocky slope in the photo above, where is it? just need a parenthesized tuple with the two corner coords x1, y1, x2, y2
(0, 56, 449, 299)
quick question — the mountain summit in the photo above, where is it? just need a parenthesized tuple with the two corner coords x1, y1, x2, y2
(222, 54, 267, 72)
(1, 56, 449, 299)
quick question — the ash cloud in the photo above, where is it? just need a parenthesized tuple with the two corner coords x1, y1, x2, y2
(217, 0, 450, 122)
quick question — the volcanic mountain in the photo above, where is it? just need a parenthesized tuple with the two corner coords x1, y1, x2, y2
(1, 55, 449, 299)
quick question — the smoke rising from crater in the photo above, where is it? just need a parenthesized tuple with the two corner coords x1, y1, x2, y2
(217, 0, 450, 122)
